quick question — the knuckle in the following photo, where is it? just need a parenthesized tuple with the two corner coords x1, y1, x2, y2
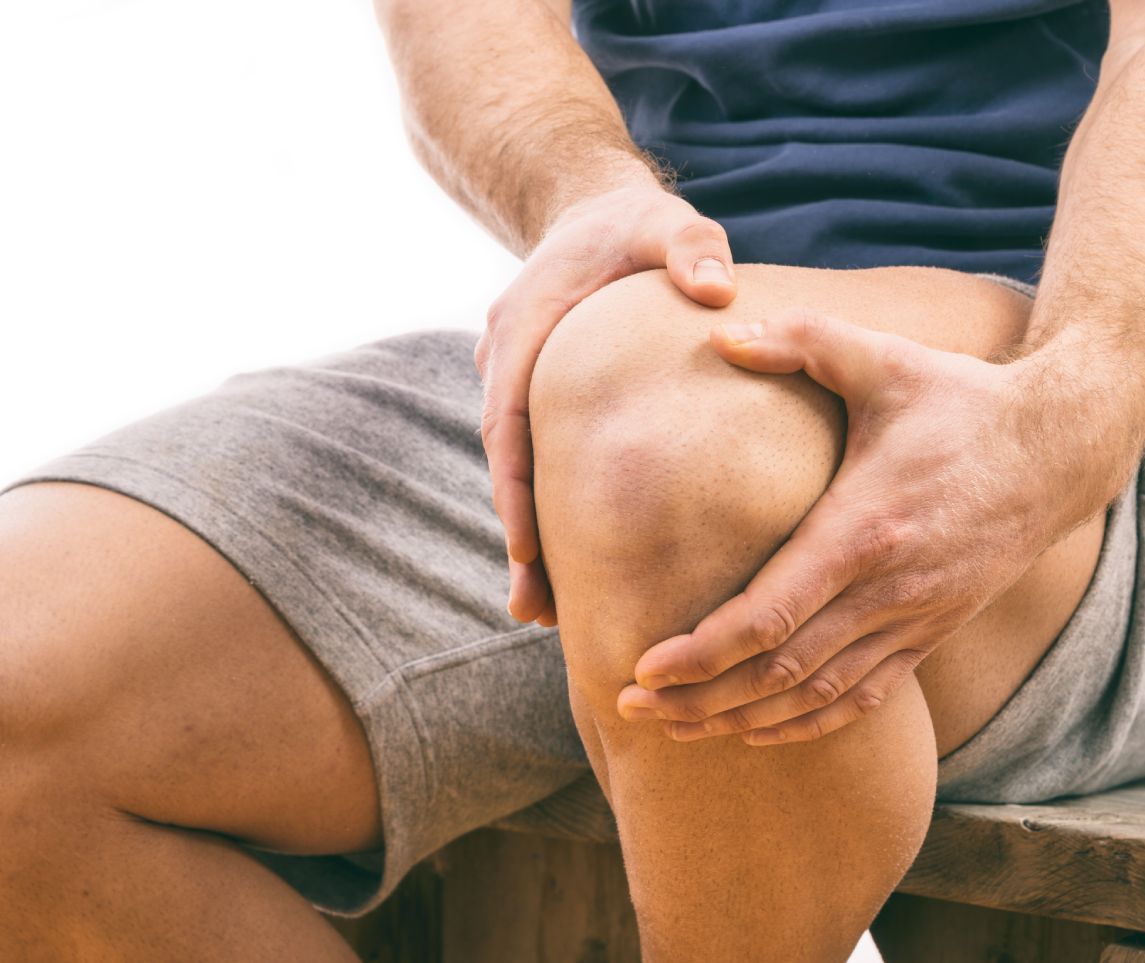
(743, 657, 775, 701)
(479, 401, 501, 446)
(801, 674, 842, 710)
(676, 700, 711, 724)
(675, 216, 728, 249)
(779, 307, 829, 346)
(726, 705, 757, 733)
(763, 652, 805, 691)
(879, 338, 933, 399)
(852, 687, 885, 715)
(852, 518, 916, 568)
(878, 337, 918, 382)
(746, 600, 798, 652)
(485, 297, 507, 331)
(479, 394, 497, 425)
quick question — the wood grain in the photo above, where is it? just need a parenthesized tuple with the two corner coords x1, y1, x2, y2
(325, 780, 1145, 960)
(438, 830, 640, 963)
(873, 893, 1130, 963)
(900, 781, 1145, 930)
(325, 831, 640, 963)
(1102, 934, 1145, 963)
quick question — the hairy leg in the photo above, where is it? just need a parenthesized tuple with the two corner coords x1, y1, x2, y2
(531, 265, 1103, 962)
(0, 482, 383, 962)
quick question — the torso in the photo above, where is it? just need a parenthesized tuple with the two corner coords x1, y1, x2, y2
(574, 0, 1110, 285)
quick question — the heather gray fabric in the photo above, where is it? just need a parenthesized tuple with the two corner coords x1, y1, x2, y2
(2, 329, 587, 917)
(3, 271, 1142, 917)
(923, 274, 1145, 803)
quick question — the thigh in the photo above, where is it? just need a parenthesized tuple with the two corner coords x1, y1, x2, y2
(535, 263, 1105, 759)
(0, 480, 383, 856)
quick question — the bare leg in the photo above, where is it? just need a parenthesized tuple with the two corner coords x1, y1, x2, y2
(0, 483, 383, 961)
(531, 265, 1104, 962)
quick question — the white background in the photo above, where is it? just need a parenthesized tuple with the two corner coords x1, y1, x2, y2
(0, 5, 883, 959)
(0, 0, 519, 482)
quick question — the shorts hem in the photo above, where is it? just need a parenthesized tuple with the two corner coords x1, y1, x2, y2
(934, 466, 1138, 803)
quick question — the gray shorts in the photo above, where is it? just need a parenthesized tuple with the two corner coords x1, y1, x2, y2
(4, 271, 1143, 917)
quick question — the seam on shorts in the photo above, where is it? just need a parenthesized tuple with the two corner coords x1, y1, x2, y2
(394, 623, 559, 685)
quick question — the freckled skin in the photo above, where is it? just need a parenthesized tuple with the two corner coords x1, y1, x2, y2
(531, 263, 1104, 962)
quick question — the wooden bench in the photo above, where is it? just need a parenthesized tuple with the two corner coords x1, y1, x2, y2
(323, 779, 1145, 962)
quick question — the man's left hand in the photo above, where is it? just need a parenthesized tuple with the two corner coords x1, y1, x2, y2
(616, 308, 1078, 745)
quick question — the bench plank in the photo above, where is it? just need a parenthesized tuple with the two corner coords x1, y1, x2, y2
(328, 780, 1145, 959)
(899, 781, 1145, 930)
(438, 830, 640, 963)
(1103, 935, 1145, 963)
(873, 893, 1130, 963)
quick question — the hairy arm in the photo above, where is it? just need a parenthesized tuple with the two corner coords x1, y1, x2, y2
(373, 0, 664, 256)
(373, 0, 738, 624)
(1014, 2, 1145, 533)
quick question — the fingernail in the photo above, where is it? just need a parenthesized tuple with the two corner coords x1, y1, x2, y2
(693, 257, 732, 284)
(668, 721, 712, 742)
(745, 727, 786, 746)
(720, 322, 764, 344)
(621, 706, 665, 721)
(641, 674, 680, 690)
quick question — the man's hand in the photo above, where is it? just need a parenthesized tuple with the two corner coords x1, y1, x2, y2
(476, 184, 737, 626)
(616, 309, 1083, 745)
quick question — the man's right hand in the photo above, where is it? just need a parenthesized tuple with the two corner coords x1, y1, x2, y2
(474, 183, 738, 626)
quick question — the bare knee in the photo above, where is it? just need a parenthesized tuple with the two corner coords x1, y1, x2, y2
(530, 270, 843, 710)
(530, 264, 1037, 711)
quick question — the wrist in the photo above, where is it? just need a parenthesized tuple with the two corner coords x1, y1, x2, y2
(533, 155, 671, 249)
(1007, 334, 1144, 527)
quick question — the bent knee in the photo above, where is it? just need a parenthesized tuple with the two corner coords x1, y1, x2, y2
(530, 271, 844, 699)
(530, 269, 845, 530)
(529, 265, 1033, 703)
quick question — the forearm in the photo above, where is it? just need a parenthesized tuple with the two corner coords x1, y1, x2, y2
(1014, 33, 1145, 523)
(373, 0, 667, 257)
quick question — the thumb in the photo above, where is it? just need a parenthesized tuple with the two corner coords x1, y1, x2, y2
(660, 215, 738, 308)
(710, 307, 910, 400)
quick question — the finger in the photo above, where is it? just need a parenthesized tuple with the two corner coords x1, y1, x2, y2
(479, 251, 629, 563)
(480, 282, 556, 565)
(619, 592, 879, 723)
(483, 380, 540, 565)
(710, 307, 922, 401)
(741, 647, 926, 747)
(654, 631, 902, 740)
(507, 555, 550, 623)
(535, 596, 559, 628)
(633, 505, 852, 688)
(635, 204, 737, 308)
(479, 282, 571, 565)
(481, 198, 738, 562)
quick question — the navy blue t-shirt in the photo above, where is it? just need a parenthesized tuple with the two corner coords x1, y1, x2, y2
(573, 0, 1109, 284)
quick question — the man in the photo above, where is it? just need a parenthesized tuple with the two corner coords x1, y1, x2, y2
(1, 1, 1142, 961)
